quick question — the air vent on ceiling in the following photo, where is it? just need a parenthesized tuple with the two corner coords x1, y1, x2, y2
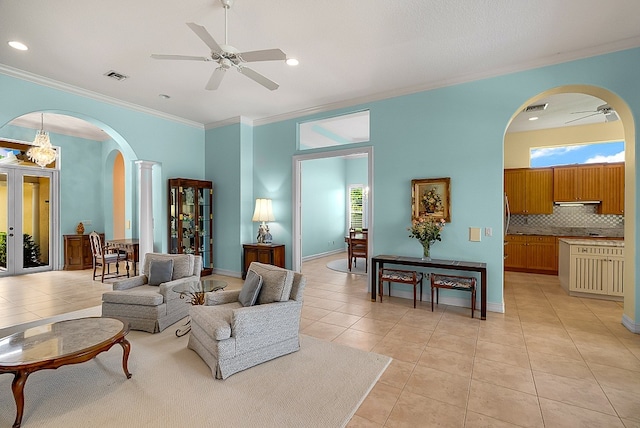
(523, 103, 548, 113)
(104, 70, 129, 81)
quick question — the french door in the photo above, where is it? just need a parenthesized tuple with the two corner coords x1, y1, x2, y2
(0, 166, 59, 276)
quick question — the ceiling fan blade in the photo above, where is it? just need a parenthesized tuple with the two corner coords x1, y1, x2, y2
(238, 48, 286, 63)
(238, 67, 279, 90)
(565, 112, 600, 124)
(205, 68, 226, 90)
(186, 22, 222, 53)
(570, 110, 597, 114)
(151, 54, 210, 61)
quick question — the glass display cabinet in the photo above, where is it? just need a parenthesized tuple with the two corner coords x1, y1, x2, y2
(168, 178, 213, 275)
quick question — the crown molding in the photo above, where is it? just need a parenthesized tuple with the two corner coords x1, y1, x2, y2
(204, 115, 253, 130)
(0, 64, 204, 130)
(252, 37, 640, 127)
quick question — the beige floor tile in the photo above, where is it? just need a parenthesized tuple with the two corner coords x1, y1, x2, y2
(472, 357, 536, 395)
(351, 317, 396, 336)
(621, 418, 640, 428)
(333, 329, 383, 352)
(354, 382, 402, 425)
(335, 302, 374, 317)
(372, 337, 425, 364)
(601, 386, 640, 422)
(475, 341, 530, 369)
(318, 311, 362, 328)
(386, 389, 466, 428)
(467, 380, 543, 428)
(477, 329, 525, 348)
(533, 371, 616, 415)
(301, 321, 346, 341)
(463, 411, 522, 428)
(345, 414, 383, 428)
(418, 346, 474, 378)
(301, 305, 332, 320)
(588, 362, 640, 394)
(524, 334, 583, 361)
(378, 359, 415, 390)
(404, 364, 470, 407)
(538, 397, 625, 428)
(385, 323, 433, 346)
(575, 341, 640, 372)
(528, 351, 594, 380)
(427, 330, 477, 356)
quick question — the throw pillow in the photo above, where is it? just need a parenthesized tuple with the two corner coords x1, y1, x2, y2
(148, 259, 174, 286)
(250, 262, 294, 305)
(238, 269, 263, 307)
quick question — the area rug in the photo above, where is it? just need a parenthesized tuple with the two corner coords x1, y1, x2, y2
(326, 258, 367, 276)
(0, 318, 390, 428)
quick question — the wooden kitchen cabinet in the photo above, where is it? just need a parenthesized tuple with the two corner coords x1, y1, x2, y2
(505, 234, 556, 273)
(504, 168, 553, 214)
(242, 243, 285, 279)
(553, 164, 603, 202)
(598, 162, 624, 215)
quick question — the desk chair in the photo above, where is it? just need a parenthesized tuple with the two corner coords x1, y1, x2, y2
(89, 231, 122, 282)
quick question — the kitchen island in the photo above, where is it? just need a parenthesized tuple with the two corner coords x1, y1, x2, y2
(558, 239, 624, 300)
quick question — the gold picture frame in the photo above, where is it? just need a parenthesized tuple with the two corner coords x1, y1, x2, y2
(411, 177, 451, 222)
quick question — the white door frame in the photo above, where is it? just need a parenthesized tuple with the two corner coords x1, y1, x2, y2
(291, 146, 374, 276)
(0, 165, 60, 276)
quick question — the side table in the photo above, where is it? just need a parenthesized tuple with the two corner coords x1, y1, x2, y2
(174, 279, 227, 336)
(242, 243, 285, 279)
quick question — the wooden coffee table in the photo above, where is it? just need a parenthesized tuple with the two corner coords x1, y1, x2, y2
(0, 317, 131, 428)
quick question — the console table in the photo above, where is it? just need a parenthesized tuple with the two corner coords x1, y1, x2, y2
(371, 254, 488, 320)
(242, 243, 285, 279)
(107, 239, 139, 276)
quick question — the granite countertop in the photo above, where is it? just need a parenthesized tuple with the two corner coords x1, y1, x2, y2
(558, 238, 625, 247)
(508, 226, 624, 238)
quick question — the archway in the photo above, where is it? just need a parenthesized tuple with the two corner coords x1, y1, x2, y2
(503, 85, 636, 332)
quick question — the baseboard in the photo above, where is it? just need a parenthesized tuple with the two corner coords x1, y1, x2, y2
(622, 314, 640, 334)
(212, 268, 242, 278)
(302, 249, 345, 262)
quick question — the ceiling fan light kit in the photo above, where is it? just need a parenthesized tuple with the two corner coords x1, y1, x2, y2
(151, 0, 288, 91)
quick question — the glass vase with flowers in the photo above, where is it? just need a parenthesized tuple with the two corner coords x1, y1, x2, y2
(408, 217, 446, 260)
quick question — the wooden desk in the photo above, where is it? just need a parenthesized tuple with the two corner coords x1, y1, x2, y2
(371, 254, 488, 320)
(107, 239, 139, 276)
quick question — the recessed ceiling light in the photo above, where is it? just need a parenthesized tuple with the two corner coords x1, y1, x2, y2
(159, 94, 171, 99)
(529, 116, 539, 121)
(285, 58, 299, 66)
(8, 41, 28, 51)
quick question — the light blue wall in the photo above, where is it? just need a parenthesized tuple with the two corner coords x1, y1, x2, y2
(252, 47, 640, 315)
(346, 157, 368, 188)
(0, 73, 205, 260)
(301, 157, 346, 257)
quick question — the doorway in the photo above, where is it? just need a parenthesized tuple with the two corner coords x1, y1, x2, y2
(0, 165, 59, 276)
(292, 146, 374, 273)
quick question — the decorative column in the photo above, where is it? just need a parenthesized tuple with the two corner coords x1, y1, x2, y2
(135, 160, 157, 265)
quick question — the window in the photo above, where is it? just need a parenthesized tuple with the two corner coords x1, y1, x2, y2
(348, 185, 367, 230)
(530, 141, 624, 167)
(299, 110, 370, 151)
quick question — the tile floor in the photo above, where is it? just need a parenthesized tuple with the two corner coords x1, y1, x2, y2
(1, 253, 639, 427)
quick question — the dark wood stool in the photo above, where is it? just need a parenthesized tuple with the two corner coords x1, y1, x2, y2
(379, 268, 424, 308)
(430, 273, 477, 318)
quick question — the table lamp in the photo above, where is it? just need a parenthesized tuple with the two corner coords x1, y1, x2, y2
(252, 198, 275, 244)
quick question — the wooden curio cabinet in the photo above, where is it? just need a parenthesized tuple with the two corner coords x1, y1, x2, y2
(168, 178, 214, 276)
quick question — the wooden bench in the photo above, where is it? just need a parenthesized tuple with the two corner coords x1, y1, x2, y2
(378, 268, 424, 308)
(430, 273, 477, 318)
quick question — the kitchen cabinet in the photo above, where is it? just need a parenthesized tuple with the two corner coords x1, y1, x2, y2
(553, 164, 602, 202)
(168, 178, 214, 276)
(242, 243, 285, 279)
(598, 162, 624, 215)
(558, 240, 624, 298)
(505, 235, 556, 273)
(504, 168, 553, 214)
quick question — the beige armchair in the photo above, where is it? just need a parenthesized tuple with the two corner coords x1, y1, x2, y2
(102, 253, 202, 333)
(188, 262, 306, 379)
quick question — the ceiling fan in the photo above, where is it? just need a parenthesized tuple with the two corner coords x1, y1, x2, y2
(151, 0, 287, 91)
(566, 104, 618, 124)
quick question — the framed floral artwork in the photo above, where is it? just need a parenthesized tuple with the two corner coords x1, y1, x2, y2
(411, 177, 451, 222)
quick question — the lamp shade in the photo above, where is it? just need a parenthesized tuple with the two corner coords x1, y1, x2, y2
(252, 198, 275, 222)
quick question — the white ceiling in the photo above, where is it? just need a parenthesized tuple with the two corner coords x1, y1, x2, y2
(2, 0, 640, 131)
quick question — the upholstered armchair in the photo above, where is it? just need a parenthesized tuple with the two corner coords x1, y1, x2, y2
(102, 253, 202, 333)
(188, 262, 306, 379)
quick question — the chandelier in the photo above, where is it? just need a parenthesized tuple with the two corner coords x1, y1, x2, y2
(27, 113, 57, 168)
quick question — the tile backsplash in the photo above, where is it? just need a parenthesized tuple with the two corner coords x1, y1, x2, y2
(511, 204, 623, 229)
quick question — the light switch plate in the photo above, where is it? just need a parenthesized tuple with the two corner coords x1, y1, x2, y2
(469, 227, 482, 242)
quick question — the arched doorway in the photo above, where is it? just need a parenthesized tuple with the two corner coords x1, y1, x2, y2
(503, 85, 636, 332)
